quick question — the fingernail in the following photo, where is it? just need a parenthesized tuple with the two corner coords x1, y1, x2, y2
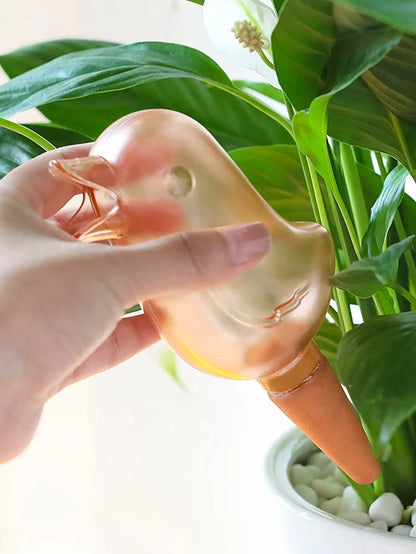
(220, 222, 271, 266)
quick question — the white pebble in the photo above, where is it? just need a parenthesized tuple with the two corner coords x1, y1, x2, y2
(321, 460, 336, 478)
(309, 451, 329, 469)
(369, 493, 404, 527)
(369, 520, 388, 531)
(333, 466, 349, 486)
(410, 526, 416, 537)
(337, 486, 367, 514)
(294, 484, 319, 506)
(311, 477, 345, 499)
(290, 464, 319, 486)
(391, 525, 411, 536)
(412, 499, 416, 526)
(320, 496, 343, 515)
(339, 510, 372, 525)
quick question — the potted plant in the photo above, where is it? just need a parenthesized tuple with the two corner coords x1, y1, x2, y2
(1, 0, 416, 546)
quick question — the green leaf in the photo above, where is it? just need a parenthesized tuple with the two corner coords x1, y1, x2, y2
(0, 127, 43, 178)
(159, 347, 184, 388)
(229, 145, 313, 221)
(272, 0, 336, 110)
(0, 42, 232, 118)
(291, 24, 400, 181)
(26, 123, 90, 147)
(0, 40, 292, 150)
(185, 0, 204, 4)
(40, 79, 293, 150)
(338, 311, 416, 450)
(330, 0, 416, 34)
(292, 95, 332, 179)
(362, 35, 416, 126)
(322, 26, 402, 95)
(327, 79, 416, 167)
(272, 0, 286, 13)
(0, 124, 89, 178)
(0, 39, 117, 76)
(363, 165, 408, 256)
(233, 80, 286, 104)
(331, 236, 415, 297)
(315, 318, 342, 373)
(400, 191, 416, 238)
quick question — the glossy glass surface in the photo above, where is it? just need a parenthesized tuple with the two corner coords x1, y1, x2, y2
(50, 109, 334, 382)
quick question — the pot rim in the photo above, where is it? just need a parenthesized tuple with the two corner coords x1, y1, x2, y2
(265, 427, 415, 544)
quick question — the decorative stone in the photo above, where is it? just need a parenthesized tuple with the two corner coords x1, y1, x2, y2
(333, 466, 349, 486)
(369, 492, 404, 527)
(411, 499, 416, 526)
(290, 463, 319, 486)
(320, 496, 343, 515)
(339, 510, 372, 525)
(337, 485, 367, 514)
(311, 477, 345, 499)
(369, 520, 388, 531)
(294, 484, 319, 506)
(320, 460, 336, 478)
(391, 525, 412, 536)
(309, 451, 330, 469)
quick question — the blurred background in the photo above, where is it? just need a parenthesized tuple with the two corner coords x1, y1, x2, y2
(0, 1, 292, 552)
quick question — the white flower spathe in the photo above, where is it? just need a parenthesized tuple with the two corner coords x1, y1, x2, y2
(203, 0, 278, 84)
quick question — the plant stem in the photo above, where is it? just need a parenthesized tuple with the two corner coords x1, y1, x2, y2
(306, 158, 330, 229)
(391, 283, 416, 307)
(0, 117, 56, 151)
(394, 211, 416, 293)
(353, 146, 373, 168)
(258, 49, 275, 70)
(344, 476, 377, 508)
(327, 304, 340, 327)
(298, 152, 321, 222)
(325, 161, 362, 259)
(283, 96, 354, 333)
(306, 161, 353, 333)
(374, 152, 388, 180)
(340, 143, 369, 242)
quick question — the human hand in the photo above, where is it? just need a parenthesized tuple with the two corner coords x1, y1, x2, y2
(0, 144, 270, 461)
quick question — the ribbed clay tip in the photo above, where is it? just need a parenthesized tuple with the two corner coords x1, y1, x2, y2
(262, 345, 381, 485)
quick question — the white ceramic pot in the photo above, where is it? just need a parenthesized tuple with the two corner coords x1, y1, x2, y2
(265, 428, 416, 554)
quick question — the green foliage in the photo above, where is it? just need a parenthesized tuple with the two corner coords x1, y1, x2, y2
(272, 0, 336, 110)
(0, 127, 43, 178)
(338, 311, 416, 451)
(362, 35, 416, 126)
(0, 42, 233, 119)
(159, 348, 185, 389)
(314, 318, 342, 372)
(0, 124, 88, 178)
(0, 41, 292, 149)
(363, 165, 408, 256)
(229, 145, 313, 221)
(1, 0, 416, 502)
(330, 0, 416, 34)
(331, 236, 415, 297)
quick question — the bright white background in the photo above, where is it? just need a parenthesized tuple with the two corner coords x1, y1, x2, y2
(0, 2, 292, 552)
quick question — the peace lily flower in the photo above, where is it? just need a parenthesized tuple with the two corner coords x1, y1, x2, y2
(203, 0, 278, 84)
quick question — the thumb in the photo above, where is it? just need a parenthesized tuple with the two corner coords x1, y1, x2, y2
(88, 222, 271, 309)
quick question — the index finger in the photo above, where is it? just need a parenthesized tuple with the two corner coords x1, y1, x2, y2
(2, 143, 92, 219)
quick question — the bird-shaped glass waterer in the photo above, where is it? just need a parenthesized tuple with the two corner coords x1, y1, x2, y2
(49, 109, 380, 484)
